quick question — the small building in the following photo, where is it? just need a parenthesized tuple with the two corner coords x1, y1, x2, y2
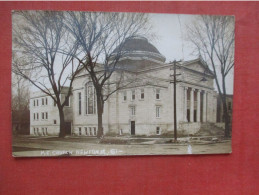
(29, 87, 73, 136)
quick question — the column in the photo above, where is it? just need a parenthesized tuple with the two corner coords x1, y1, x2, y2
(190, 88, 194, 122)
(184, 87, 188, 122)
(197, 90, 201, 122)
(202, 91, 207, 122)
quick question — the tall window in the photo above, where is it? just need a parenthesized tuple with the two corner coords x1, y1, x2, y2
(45, 97, 48, 105)
(132, 90, 135, 100)
(33, 100, 36, 107)
(45, 112, 48, 120)
(37, 99, 39, 106)
(89, 127, 92, 136)
(93, 127, 97, 136)
(37, 113, 39, 120)
(131, 106, 136, 116)
(141, 89, 144, 99)
(85, 84, 96, 114)
(42, 98, 44, 105)
(42, 112, 44, 120)
(156, 106, 160, 118)
(33, 113, 36, 120)
(78, 92, 81, 115)
(156, 89, 160, 100)
(79, 127, 81, 135)
(123, 91, 127, 101)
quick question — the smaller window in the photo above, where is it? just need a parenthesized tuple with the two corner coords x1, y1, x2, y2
(131, 106, 136, 116)
(132, 90, 135, 100)
(37, 113, 39, 120)
(78, 92, 81, 115)
(33, 113, 36, 120)
(37, 128, 39, 134)
(141, 89, 144, 99)
(42, 127, 45, 135)
(42, 98, 44, 105)
(42, 112, 44, 120)
(37, 99, 39, 106)
(156, 127, 160, 135)
(123, 91, 127, 101)
(93, 127, 97, 136)
(45, 97, 48, 105)
(33, 100, 36, 107)
(54, 120, 57, 124)
(85, 127, 88, 136)
(89, 127, 92, 136)
(45, 112, 48, 120)
(45, 128, 48, 135)
(79, 127, 81, 135)
(156, 89, 160, 100)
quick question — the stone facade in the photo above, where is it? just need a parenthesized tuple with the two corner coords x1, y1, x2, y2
(29, 37, 217, 137)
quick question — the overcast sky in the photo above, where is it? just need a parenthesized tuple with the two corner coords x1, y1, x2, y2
(148, 13, 234, 94)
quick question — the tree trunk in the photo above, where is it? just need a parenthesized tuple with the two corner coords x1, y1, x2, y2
(58, 107, 66, 138)
(96, 90, 104, 139)
(222, 76, 231, 138)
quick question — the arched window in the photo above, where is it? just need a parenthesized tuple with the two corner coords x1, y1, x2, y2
(85, 83, 96, 114)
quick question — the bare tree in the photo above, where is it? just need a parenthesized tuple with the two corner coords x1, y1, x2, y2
(186, 15, 235, 138)
(12, 72, 30, 134)
(65, 12, 150, 138)
(12, 11, 82, 138)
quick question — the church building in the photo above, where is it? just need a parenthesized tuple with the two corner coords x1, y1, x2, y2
(30, 36, 217, 136)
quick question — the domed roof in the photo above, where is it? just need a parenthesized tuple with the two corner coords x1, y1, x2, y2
(115, 36, 161, 54)
(113, 36, 166, 70)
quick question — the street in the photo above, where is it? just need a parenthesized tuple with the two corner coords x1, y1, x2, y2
(12, 136, 232, 157)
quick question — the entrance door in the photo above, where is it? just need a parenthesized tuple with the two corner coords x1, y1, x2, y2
(65, 122, 71, 135)
(131, 121, 135, 135)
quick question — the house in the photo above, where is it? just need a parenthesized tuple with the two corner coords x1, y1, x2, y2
(30, 36, 218, 136)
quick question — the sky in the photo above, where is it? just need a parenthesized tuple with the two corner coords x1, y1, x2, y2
(148, 13, 234, 94)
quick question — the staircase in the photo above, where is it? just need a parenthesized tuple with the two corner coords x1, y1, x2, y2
(195, 123, 225, 137)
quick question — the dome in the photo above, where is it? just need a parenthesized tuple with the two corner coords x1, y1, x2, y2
(113, 36, 166, 70)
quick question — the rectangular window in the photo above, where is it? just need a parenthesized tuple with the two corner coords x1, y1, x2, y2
(131, 106, 136, 116)
(156, 106, 160, 118)
(85, 127, 88, 136)
(132, 90, 135, 100)
(156, 127, 160, 135)
(33, 100, 36, 107)
(45, 128, 48, 135)
(79, 127, 81, 135)
(156, 89, 160, 100)
(78, 92, 81, 115)
(45, 112, 48, 120)
(42, 98, 44, 105)
(54, 120, 57, 124)
(141, 89, 144, 99)
(123, 91, 127, 101)
(37, 99, 39, 106)
(93, 127, 97, 136)
(42, 127, 45, 135)
(89, 127, 92, 136)
(42, 112, 44, 120)
(33, 113, 36, 120)
(37, 113, 39, 120)
(33, 128, 36, 135)
(45, 97, 48, 105)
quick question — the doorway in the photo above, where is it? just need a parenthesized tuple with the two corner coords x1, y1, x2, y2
(65, 122, 71, 135)
(131, 121, 135, 135)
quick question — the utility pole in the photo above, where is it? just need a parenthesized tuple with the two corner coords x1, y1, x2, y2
(173, 60, 177, 142)
(170, 60, 181, 142)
